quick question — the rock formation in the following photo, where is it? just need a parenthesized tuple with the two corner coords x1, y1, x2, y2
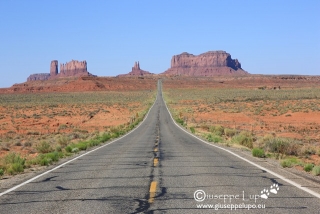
(59, 60, 88, 77)
(162, 51, 249, 76)
(27, 73, 50, 81)
(50, 60, 58, 77)
(27, 60, 94, 82)
(118, 61, 153, 76)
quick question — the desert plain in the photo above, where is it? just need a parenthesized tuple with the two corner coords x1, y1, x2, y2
(0, 52, 320, 179)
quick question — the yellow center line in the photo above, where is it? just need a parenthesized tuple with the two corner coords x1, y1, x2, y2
(154, 147, 158, 152)
(153, 158, 159, 167)
(148, 181, 157, 203)
(150, 181, 157, 192)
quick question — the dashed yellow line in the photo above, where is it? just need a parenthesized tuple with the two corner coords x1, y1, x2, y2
(154, 147, 158, 152)
(148, 181, 157, 203)
(153, 158, 159, 167)
(150, 181, 157, 192)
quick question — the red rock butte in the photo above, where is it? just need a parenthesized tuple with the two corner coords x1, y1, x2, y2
(27, 60, 95, 81)
(162, 51, 249, 76)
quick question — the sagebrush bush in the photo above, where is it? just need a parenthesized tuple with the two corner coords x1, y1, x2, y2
(280, 157, 300, 168)
(252, 148, 265, 158)
(71, 148, 79, 153)
(36, 141, 53, 153)
(280, 159, 293, 168)
(264, 137, 300, 156)
(39, 157, 50, 166)
(231, 131, 253, 148)
(55, 146, 62, 152)
(88, 139, 99, 147)
(7, 163, 24, 175)
(312, 166, 320, 176)
(300, 146, 316, 156)
(76, 142, 88, 150)
(99, 133, 111, 142)
(4, 153, 25, 175)
(44, 151, 60, 162)
(224, 128, 237, 137)
(209, 125, 224, 136)
(58, 136, 68, 147)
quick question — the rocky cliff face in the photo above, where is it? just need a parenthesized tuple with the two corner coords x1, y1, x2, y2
(59, 60, 88, 77)
(27, 60, 94, 82)
(27, 73, 51, 81)
(118, 61, 153, 76)
(163, 51, 248, 76)
(50, 60, 58, 76)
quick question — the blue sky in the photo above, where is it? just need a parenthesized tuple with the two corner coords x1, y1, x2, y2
(0, 0, 319, 88)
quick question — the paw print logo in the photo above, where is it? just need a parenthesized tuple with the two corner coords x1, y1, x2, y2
(260, 189, 269, 199)
(270, 183, 279, 194)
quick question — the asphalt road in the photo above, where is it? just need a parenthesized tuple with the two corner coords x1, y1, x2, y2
(0, 81, 319, 213)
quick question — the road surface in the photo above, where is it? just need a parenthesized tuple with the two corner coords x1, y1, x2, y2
(0, 81, 319, 213)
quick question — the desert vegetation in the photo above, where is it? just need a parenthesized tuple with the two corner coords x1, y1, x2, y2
(163, 85, 320, 176)
(0, 90, 155, 176)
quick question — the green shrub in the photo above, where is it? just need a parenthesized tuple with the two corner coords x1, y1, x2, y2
(31, 151, 62, 166)
(4, 153, 25, 175)
(304, 163, 314, 172)
(252, 148, 265, 158)
(111, 129, 125, 138)
(39, 157, 50, 166)
(0, 168, 4, 176)
(231, 131, 253, 148)
(190, 127, 195, 134)
(312, 166, 320, 176)
(99, 133, 111, 142)
(5, 153, 25, 165)
(72, 148, 79, 153)
(86, 139, 98, 147)
(65, 146, 72, 153)
(280, 159, 293, 168)
(207, 134, 222, 143)
(36, 141, 53, 153)
(76, 142, 88, 150)
(176, 118, 184, 126)
(209, 125, 224, 136)
(7, 163, 24, 175)
(44, 151, 60, 162)
(264, 137, 300, 156)
(280, 157, 300, 168)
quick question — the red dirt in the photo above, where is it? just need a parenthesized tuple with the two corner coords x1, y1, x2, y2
(0, 76, 157, 94)
(163, 75, 320, 173)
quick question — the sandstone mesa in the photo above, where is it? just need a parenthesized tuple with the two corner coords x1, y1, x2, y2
(162, 51, 249, 76)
